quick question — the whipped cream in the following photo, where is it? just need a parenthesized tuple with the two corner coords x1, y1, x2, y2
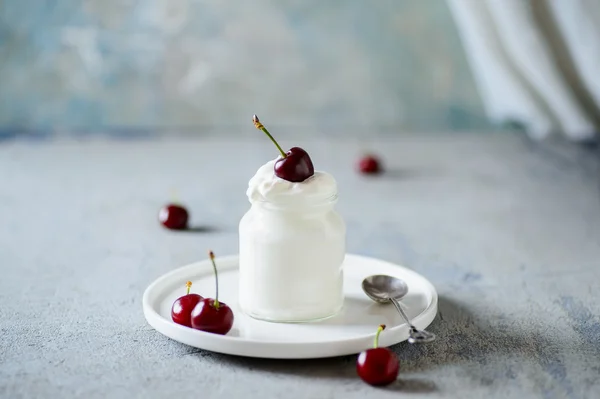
(246, 158, 337, 206)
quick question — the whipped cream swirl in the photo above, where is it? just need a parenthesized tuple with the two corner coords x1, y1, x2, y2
(246, 158, 337, 205)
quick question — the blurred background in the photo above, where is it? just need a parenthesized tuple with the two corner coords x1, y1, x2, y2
(1, 0, 599, 140)
(0, 0, 497, 135)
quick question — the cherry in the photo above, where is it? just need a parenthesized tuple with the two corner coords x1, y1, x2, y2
(190, 298, 234, 334)
(171, 281, 203, 327)
(253, 115, 314, 182)
(358, 155, 382, 175)
(159, 204, 189, 230)
(191, 251, 234, 335)
(356, 325, 399, 386)
(274, 147, 315, 183)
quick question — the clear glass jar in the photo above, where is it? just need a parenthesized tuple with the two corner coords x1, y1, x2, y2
(238, 193, 345, 322)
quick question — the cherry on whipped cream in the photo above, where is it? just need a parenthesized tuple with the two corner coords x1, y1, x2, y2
(252, 115, 314, 183)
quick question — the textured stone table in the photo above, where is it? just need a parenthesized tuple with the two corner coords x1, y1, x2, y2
(1, 133, 599, 399)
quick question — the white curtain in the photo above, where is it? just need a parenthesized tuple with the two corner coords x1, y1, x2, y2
(446, 0, 600, 141)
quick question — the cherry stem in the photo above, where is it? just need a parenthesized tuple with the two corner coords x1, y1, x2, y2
(253, 115, 287, 159)
(209, 251, 219, 309)
(374, 324, 386, 348)
(185, 281, 192, 295)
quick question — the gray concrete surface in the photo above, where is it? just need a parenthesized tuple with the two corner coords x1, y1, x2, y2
(1, 133, 599, 399)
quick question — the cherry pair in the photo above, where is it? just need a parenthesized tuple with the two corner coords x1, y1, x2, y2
(171, 251, 234, 335)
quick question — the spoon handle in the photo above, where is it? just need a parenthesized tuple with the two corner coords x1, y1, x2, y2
(390, 298, 415, 329)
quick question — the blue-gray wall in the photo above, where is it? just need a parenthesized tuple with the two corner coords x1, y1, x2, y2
(0, 0, 491, 133)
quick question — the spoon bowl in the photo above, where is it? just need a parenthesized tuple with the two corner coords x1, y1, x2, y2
(362, 275, 409, 303)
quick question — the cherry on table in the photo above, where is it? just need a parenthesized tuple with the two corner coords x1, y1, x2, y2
(356, 324, 399, 386)
(171, 281, 203, 327)
(191, 251, 234, 335)
(358, 155, 382, 175)
(159, 204, 189, 230)
(252, 115, 314, 183)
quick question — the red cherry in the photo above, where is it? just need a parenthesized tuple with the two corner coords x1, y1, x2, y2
(191, 298, 234, 335)
(253, 115, 314, 182)
(190, 251, 234, 335)
(171, 281, 203, 327)
(159, 204, 189, 230)
(358, 155, 382, 174)
(357, 325, 399, 386)
(274, 147, 314, 183)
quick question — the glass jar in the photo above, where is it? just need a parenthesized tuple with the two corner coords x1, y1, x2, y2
(238, 192, 345, 323)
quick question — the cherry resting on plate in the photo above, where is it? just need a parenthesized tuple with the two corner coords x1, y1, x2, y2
(191, 251, 234, 335)
(252, 114, 314, 183)
(171, 281, 203, 327)
(356, 324, 399, 386)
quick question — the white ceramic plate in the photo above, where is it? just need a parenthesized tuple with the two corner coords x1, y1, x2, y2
(142, 254, 438, 359)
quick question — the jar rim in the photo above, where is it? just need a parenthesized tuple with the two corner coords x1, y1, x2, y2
(249, 192, 339, 209)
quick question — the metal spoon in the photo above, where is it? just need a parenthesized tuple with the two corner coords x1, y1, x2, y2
(362, 274, 436, 344)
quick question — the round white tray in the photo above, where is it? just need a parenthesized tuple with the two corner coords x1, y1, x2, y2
(142, 254, 438, 359)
